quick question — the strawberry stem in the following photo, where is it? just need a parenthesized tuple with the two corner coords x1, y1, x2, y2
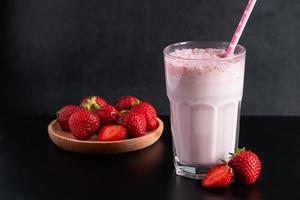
(119, 110, 129, 116)
(235, 147, 246, 153)
(134, 99, 141, 106)
(82, 96, 101, 111)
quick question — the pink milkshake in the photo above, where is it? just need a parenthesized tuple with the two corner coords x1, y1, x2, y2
(163, 41, 245, 179)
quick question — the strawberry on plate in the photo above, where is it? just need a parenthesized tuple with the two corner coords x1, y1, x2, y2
(228, 147, 261, 185)
(98, 125, 126, 141)
(80, 96, 107, 112)
(202, 163, 233, 188)
(95, 104, 119, 125)
(131, 102, 158, 130)
(117, 111, 146, 138)
(114, 96, 140, 111)
(57, 105, 84, 131)
(69, 110, 100, 140)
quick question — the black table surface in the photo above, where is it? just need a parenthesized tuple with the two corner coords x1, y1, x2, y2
(0, 115, 299, 200)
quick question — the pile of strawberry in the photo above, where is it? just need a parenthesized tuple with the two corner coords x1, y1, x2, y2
(56, 96, 158, 141)
(202, 147, 262, 188)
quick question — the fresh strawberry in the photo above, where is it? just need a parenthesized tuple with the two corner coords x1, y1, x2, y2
(117, 111, 146, 138)
(114, 96, 140, 111)
(98, 125, 126, 141)
(202, 163, 233, 188)
(131, 102, 158, 130)
(80, 96, 107, 112)
(95, 104, 119, 125)
(116, 110, 130, 127)
(68, 110, 100, 140)
(56, 105, 84, 131)
(228, 147, 261, 185)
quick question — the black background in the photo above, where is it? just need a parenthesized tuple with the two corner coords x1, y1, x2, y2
(1, 0, 300, 116)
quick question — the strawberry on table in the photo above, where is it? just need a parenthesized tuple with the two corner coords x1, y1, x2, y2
(80, 96, 107, 112)
(98, 125, 126, 141)
(114, 96, 140, 111)
(117, 111, 146, 138)
(95, 104, 119, 125)
(68, 110, 100, 140)
(228, 147, 261, 185)
(57, 105, 84, 131)
(202, 163, 233, 188)
(131, 102, 158, 130)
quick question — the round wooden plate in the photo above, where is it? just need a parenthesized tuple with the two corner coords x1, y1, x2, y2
(48, 118, 164, 154)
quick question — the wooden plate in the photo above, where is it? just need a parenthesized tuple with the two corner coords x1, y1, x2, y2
(48, 118, 164, 154)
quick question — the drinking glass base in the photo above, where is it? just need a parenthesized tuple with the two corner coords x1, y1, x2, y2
(174, 156, 211, 180)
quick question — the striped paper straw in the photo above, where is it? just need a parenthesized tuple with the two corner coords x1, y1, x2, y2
(224, 0, 257, 57)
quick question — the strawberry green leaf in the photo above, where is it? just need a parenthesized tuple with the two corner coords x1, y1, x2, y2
(234, 147, 246, 154)
(119, 110, 129, 116)
(82, 96, 102, 111)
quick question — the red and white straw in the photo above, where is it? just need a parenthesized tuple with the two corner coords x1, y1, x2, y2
(224, 0, 257, 57)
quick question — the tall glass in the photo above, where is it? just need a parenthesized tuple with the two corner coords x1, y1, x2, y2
(163, 41, 246, 179)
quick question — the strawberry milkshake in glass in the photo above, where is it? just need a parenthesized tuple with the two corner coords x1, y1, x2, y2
(163, 41, 246, 179)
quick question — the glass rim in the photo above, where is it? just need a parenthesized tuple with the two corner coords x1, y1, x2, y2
(163, 41, 246, 61)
